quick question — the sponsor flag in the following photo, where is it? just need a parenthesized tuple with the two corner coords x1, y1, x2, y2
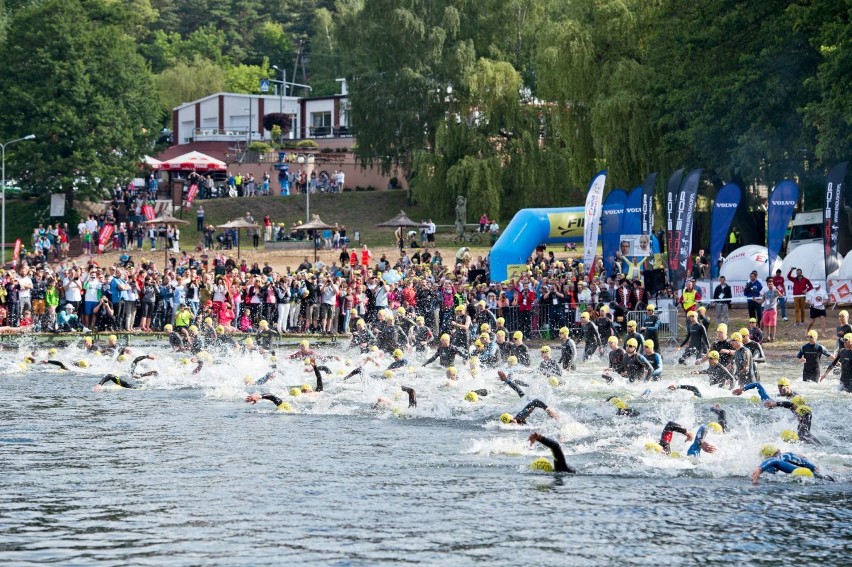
(98, 223, 114, 254)
(623, 186, 643, 236)
(583, 170, 607, 271)
(670, 169, 702, 290)
(601, 189, 628, 274)
(710, 183, 741, 270)
(142, 204, 155, 221)
(641, 172, 658, 235)
(185, 183, 199, 209)
(665, 169, 685, 285)
(824, 162, 848, 280)
(766, 180, 798, 268)
(12, 239, 21, 267)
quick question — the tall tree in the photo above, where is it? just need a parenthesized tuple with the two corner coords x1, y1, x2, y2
(0, 0, 159, 203)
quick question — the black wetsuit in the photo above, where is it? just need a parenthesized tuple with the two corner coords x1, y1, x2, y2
(710, 339, 733, 367)
(502, 375, 527, 398)
(603, 347, 626, 383)
(827, 348, 852, 392)
(260, 393, 286, 407)
(411, 325, 433, 352)
(732, 346, 754, 386)
(679, 322, 709, 363)
(595, 316, 615, 340)
(674, 385, 702, 397)
(424, 345, 469, 367)
(625, 331, 645, 348)
(744, 341, 765, 380)
(98, 374, 138, 389)
(351, 328, 376, 352)
(507, 343, 531, 366)
(623, 352, 653, 382)
(776, 401, 819, 445)
(256, 329, 280, 350)
(659, 421, 687, 454)
(699, 363, 736, 388)
(536, 435, 576, 473)
(513, 399, 550, 424)
(836, 323, 852, 351)
(538, 358, 562, 377)
(376, 323, 406, 353)
(709, 406, 728, 432)
(582, 321, 603, 359)
(642, 313, 660, 352)
(43, 360, 69, 370)
(129, 355, 158, 378)
(797, 342, 831, 382)
(168, 331, 184, 349)
(401, 386, 417, 408)
(558, 338, 577, 371)
(450, 313, 470, 349)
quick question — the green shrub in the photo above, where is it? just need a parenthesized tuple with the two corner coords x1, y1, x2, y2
(296, 139, 319, 149)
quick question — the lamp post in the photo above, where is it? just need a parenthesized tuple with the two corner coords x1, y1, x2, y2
(1, 134, 36, 266)
(271, 64, 286, 113)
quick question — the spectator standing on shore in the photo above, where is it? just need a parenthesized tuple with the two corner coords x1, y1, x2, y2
(197, 206, 204, 232)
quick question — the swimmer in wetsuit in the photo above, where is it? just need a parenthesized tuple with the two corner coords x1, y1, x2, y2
(639, 304, 661, 353)
(579, 312, 603, 360)
(765, 397, 820, 445)
(38, 360, 70, 370)
(658, 421, 694, 455)
(692, 350, 736, 388)
(94, 374, 138, 390)
(499, 399, 558, 425)
(255, 320, 281, 350)
(606, 396, 639, 417)
(528, 432, 576, 473)
(821, 333, 852, 391)
(245, 393, 292, 410)
(423, 334, 469, 368)
(667, 384, 702, 397)
(796, 330, 831, 383)
(497, 369, 528, 398)
(350, 319, 377, 353)
(538, 345, 561, 377)
(601, 336, 626, 383)
(642, 340, 663, 380)
(343, 349, 406, 379)
(555, 327, 577, 372)
(751, 445, 833, 484)
(409, 316, 434, 353)
(129, 354, 158, 378)
(676, 312, 709, 364)
(686, 423, 720, 457)
(732, 377, 797, 401)
(709, 404, 728, 432)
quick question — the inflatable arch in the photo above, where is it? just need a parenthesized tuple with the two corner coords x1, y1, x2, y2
(489, 207, 585, 282)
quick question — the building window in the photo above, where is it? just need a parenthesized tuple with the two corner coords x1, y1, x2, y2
(310, 111, 332, 137)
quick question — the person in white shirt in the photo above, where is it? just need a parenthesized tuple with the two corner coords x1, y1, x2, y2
(17, 270, 33, 317)
(336, 171, 345, 192)
(806, 283, 827, 336)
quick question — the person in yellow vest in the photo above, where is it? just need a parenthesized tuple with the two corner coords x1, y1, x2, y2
(679, 279, 701, 314)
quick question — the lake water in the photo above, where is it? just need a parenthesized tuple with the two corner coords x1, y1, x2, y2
(1, 344, 850, 565)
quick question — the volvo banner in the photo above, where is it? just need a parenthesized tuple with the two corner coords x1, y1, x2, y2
(709, 182, 741, 270)
(766, 180, 798, 268)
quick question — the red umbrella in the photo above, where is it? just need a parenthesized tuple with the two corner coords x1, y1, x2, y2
(160, 151, 226, 172)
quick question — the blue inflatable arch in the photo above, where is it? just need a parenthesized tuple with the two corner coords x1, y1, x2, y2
(489, 207, 585, 282)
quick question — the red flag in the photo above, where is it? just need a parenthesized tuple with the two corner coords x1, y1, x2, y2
(98, 224, 114, 254)
(142, 204, 155, 220)
(185, 183, 198, 209)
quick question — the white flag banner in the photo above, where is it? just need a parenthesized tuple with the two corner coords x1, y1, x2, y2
(583, 170, 607, 270)
(50, 193, 66, 217)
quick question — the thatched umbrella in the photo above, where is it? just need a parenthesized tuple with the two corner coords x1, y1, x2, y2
(376, 210, 423, 251)
(143, 212, 189, 267)
(298, 214, 337, 262)
(217, 218, 261, 259)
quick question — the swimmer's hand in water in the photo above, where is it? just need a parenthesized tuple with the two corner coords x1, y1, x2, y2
(528, 432, 543, 446)
(764, 400, 778, 409)
(731, 388, 744, 396)
(92, 384, 102, 392)
(684, 431, 695, 441)
(700, 442, 716, 453)
(667, 384, 678, 391)
(245, 394, 261, 404)
(498, 370, 507, 382)
(545, 408, 559, 420)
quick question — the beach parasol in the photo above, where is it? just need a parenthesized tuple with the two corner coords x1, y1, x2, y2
(143, 212, 189, 267)
(217, 218, 261, 259)
(299, 214, 336, 262)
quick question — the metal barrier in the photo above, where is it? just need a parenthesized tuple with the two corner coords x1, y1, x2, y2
(626, 307, 681, 346)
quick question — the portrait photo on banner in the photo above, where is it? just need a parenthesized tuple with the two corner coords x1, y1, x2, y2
(620, 234, 651, 257)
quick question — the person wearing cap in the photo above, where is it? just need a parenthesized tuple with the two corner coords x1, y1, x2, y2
(605, 396, 639, 417)
(805, 282, 827, 335)
(639, 304, 660, 353)
(729, 332, 755, 386)
(476, 332, 499, 367)
(409, 315, 434, 353)
(787, 267, 813, 326)
(624, 320, 644, 349)
(450, 304, 471, 349)
(507, 330, 531, 366)
(473, 300, 497, 336)
(676, 311, 709, 364)
(733, 377, 797, 402)
(601, 336, 626, 383)
(822, 333, 852, 392)
(705, 324, 734, 368)
(712, 275, 732, 324)
(594, 305, 615, 341)
(686, 421, 721, 457)
(499, 399, 559, 425)
(796, 330, 832, 383)
(528, 432, 576, 474)
(423, 334, 469, 368)
(643, 339, 662, 380)
(746, 318, 763, 344)
(692, 350, 736, 388)
(288, 339, 317, 360)
(656, 421, 695, 455)
(756, 277, 781, 341)
(579, 311, 603, 360)
(743, 270, 763, 323)
(555, 326, 577, 372)
(537, 345, 561, 377)
(255, 320, 280, 350)
(620, 337, 654, 382)
(498, 367, 528, 398)
(696, 305, 710, 334)
(751, 445, 831, 484)
(834, 310, 852, 354)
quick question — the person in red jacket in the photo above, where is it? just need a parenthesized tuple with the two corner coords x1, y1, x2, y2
(515, 283, 536, 338)
(361, 245, 371, 268)
(788, 268, 813, 326)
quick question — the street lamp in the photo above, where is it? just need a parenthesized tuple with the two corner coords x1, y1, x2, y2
(272, 64, 286, 113)
(1, 134, 36, 266)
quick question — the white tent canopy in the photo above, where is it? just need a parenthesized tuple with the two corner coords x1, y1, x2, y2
(780, 242, 841, 282)
(719, 245, 781, 281)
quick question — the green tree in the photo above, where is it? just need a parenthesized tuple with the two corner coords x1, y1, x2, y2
(0, 0, 159, 203)
(156, 58, 227, 120)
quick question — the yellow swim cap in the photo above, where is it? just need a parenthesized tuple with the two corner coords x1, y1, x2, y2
(496, 330, 506, 338)
(164, 324, 173, 332)
(383, 370, 394, 379)
(76, 360, 89, 368)
(244, 337, 254, 346)
(807, 330, 818, 339)
(84, 337, 93, 344)
(369, 345, 379, 352)
(464, 391, 479, 402)
(496, 317, 505, 325)
(480, 323, 490, 332)
(739, 328, 749, 337)
(469, 356, 479, 366)
(507, 355, 518, 366)
(549, 376, 559, 387)
(559, 327, 569, 336)
(356, 319, 366, 328)
(777, 377, 790, 387)
(415, 316, 425, 324)
(243, 376, 254, 384)
(760, 444, 779, 459)
(580, 312, 590, 320)
(512, 331, 523, 340)
(455, 305, 465, 312)
(474, 340, 483, 348)
(717, 323, 727, 333)
(301, 384, 313, 393)
(108, 335, 117, 342)
(707, 350, 720, 360)
(300, 339, 309, 348)
(276, 401, 293, 412)
(204, 317, 213, 325)
(615, 401, 628, 410)
(698, 306, 707, 313)
(499, 413, 513, 424)
(646, 305, 656, 311)
(216, 325, 225, 334)
(607, 336, 618, 345)
(117, 354, 128, 362)
(627, 320, 637, 328)
(480, 332, 490, 340)
(259, 320, 269, 328)
(600, 305, 609, 313)
(540, 345, 551, 353)
(844, 333, 852, 342)
(729, 332, 743, 342)
(688, 311, 698, 319)
(530, 458, 554, 472)
(644, 442, 664, 453)
(180, 358, 191, 365)
(781, 429, 799, 442)
(626, 338, 638, 348)
(189, 325, 198, 332)
(608, 397, 623, 406)
(441, 334, 450, 341)
(643, 339, 655, 349)
(392, 349, 404, 358)
(48, 348, 57, 356)
(397, 307, 406, 315)
(707, 422, 723, 434)
(749, 317, 757, 323)
(840, 310, 849, 317)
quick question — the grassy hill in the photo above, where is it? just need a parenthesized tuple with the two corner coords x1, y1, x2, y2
(185, 190, 457, 248)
